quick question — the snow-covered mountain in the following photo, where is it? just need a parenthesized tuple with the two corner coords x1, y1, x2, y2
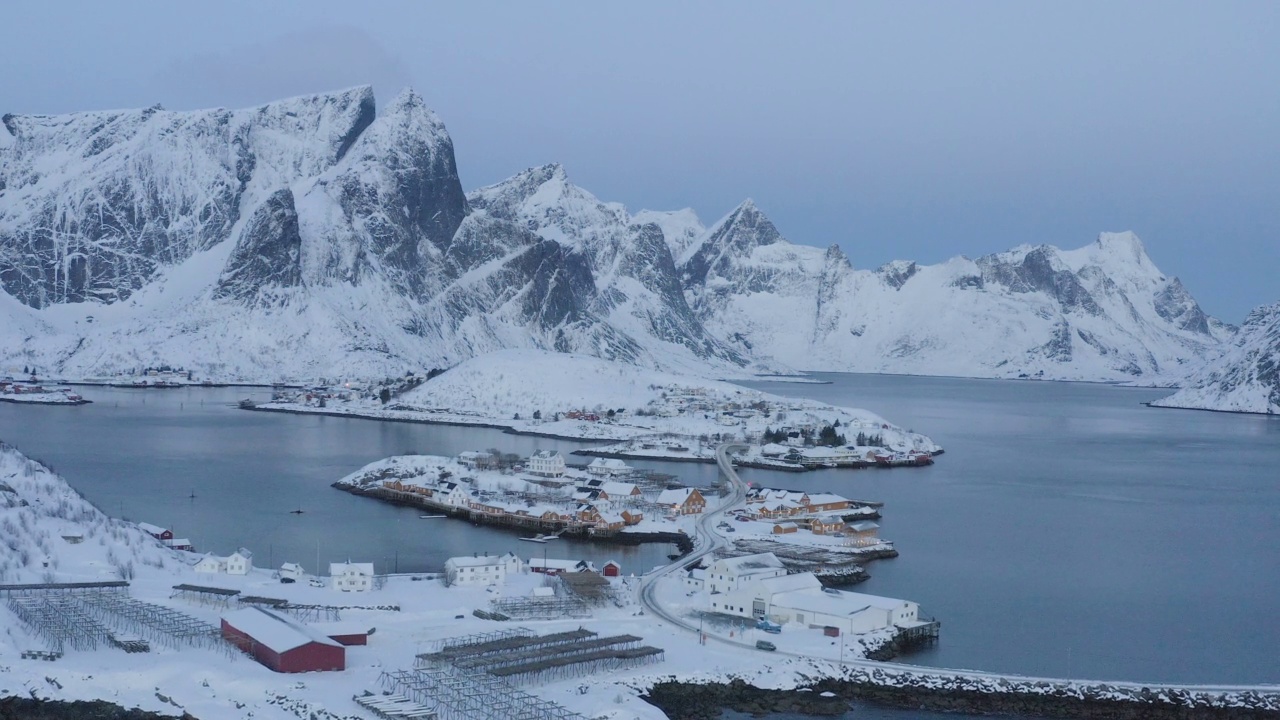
(678, 201, 1233, 382)
(1153, 302, 1280, 413)
(1, 86, 1233, 383)
(0, 89, 760, 380)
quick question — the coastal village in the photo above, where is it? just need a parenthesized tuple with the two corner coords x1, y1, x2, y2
(0, 376, 88, 405)
(335, 449, 896, 580)
(0, 441, 950, 720)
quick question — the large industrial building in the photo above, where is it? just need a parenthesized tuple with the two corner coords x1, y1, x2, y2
(221, 607, 345, 673)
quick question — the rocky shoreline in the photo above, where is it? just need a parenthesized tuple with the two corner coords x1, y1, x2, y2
(0, 697, 193, 719)
(641, 676, 1280, 720)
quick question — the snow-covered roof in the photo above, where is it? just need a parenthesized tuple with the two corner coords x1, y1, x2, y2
(231, 548, 253, 560)
(280, 562, 304, 572)
(773, 521, 799, 529)
(137, 522, 168, 535)
(758, 572, 823, 595)
(329, 562, 374, 576)
(589, 457, 630, 470)
(446, 555, 506, 568)
(531, 449, 561, 460)
(222, 607, 343, 653)
(713, 552, 786, 575)
(656, 487, 699, 505)
(602, 481, 638, 495)
(848, 521, 879, 532)
(807, 493, 849, 505)
(771, 587, 912, 616)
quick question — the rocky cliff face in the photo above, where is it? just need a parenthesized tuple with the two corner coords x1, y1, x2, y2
(1154, 302, 1280, 413)
(0, 87, 376, 308)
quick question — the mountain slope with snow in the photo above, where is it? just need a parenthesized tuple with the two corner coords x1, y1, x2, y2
(1152, 302, 1280, 414)
(678, 200, 1232, 382)
(0, 91, 763, 380)
(1, 87, 1234, 384)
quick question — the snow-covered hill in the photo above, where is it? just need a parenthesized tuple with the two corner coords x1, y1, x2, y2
(1152, 302, 1280, 414)
(392, 348, 939, 452)
(0, 441, 175, 583)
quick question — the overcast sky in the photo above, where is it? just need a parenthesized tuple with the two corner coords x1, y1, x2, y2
(3, 1, 1276, 321)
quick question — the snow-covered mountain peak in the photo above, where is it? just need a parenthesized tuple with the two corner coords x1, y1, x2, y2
(1094, 230, 1148, 263)
(467, 163, 627, 249)
(681, 198, 786, 288)
(632, 207, 705, 261)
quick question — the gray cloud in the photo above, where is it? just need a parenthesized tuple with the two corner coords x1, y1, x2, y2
(151, 26, 413, 111)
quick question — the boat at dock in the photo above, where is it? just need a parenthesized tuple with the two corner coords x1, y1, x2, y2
(519, 532, 559, 543)
(418, 514, 446, 519)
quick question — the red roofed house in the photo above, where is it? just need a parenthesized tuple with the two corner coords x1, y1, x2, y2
(222, 607, 345, 673)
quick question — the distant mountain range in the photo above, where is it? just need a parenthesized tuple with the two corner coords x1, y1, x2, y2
(0, 86, 1253, 396)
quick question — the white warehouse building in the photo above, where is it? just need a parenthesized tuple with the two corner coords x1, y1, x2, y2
(706, 553, 922, 636)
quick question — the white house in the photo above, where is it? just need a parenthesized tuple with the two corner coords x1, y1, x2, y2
(601, 481, 642, 501)
(587, 457, 631, 477)
(445, 552, 524, 587)
(226, 548, 254, 575)
(280, 562, 305, 581)
(527, 450, 565, 478)
(329, 562, 375, 592)
(683, 567, 707, 590)
(704, 553, 787, 594)
(194, 554, 226, 574)
(436, 481, 470, 508)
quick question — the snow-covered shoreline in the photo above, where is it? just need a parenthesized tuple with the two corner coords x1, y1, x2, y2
(250, 350, 942, 461)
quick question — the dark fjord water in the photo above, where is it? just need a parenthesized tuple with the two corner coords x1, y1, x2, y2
(1, 374, 1277, 693)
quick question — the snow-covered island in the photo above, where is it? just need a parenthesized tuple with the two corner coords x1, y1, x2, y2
(333, 451, 893, 582)
(0, 378, 89, 405)
(251, 349, 940, 468)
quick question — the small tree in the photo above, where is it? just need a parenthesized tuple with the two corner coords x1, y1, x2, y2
(379, 387, 391, 404)
(533, 410, 542, 420)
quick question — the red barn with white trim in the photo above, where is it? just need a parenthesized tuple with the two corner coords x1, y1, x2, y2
(221, 607, 345, 673)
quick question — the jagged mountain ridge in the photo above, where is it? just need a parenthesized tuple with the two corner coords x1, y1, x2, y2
(677, 200, 1232, 381)
(0, 89, 761, 379)
(479, 172, 1232, 383)
(0, 87, 1233, 383)
(1153, 302, 1280, 413)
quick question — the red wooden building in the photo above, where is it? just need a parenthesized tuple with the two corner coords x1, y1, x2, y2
(602, 560, 622, 577)
(221, 607, 345, 673)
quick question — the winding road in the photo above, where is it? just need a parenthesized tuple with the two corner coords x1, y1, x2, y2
(636, 443, 1280, 699)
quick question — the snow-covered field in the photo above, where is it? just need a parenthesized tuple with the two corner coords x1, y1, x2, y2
(258, 349, 940, 455)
